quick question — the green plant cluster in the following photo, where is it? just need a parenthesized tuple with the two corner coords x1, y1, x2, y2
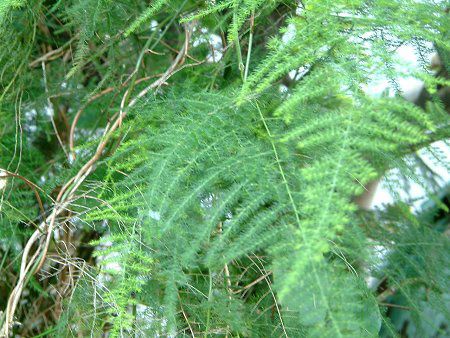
(0, 0, 449, 337)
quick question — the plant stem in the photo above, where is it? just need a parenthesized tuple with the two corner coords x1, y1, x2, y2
(233, 6, 244, 80)
(204, 268, 213, 337)
(244, 11, 254, 82)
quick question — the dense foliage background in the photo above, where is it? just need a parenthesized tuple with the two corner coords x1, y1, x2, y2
(0, 0, 449, 337)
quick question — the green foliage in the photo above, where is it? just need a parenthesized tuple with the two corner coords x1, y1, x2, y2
(0, 0, 25, 24)
(0, 0, 449, 337)
(364, 201, 450, 337)
(182, 0, 281, 42)
(125, 0, 169, 37)
(240, 0, 449, 101)
(79, 82, 447, 336)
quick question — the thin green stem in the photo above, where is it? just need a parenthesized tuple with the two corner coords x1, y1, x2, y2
(204, 268, 213, 337)
(256, 100, 348, 337)
(254, 101, 302, 228)
(233, 6, 244, 80)
(244, 11, 254, 82)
